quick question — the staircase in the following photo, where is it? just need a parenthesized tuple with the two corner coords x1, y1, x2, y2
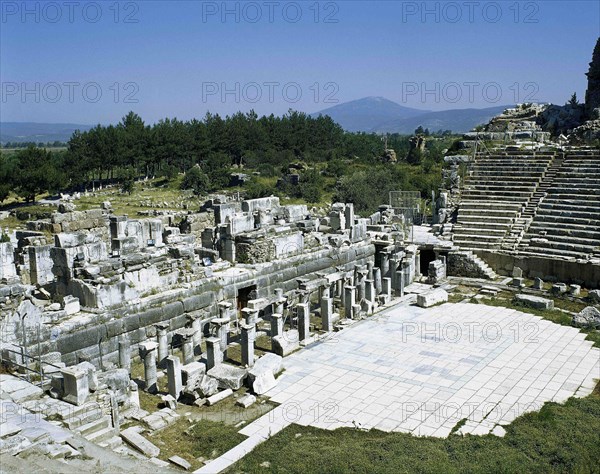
(453, 150, 555, 251)
(501, 152, 563, 251)
(448, 250, 497, 280)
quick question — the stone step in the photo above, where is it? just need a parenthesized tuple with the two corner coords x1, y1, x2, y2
(527, 225, 600, 240)
(85, 426, 118, 444)
(522, 233, 599, 249)
(76, 415, 111, 437)
(454, 226, 507, 235)
(63, 406, 105, 430)
(99, 436, 123, 449)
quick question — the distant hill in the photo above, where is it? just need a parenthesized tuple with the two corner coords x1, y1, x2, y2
(0, 122, 93, 144)
(310, 97, 428, 133)
(313, 97, 511, 134)
(372, 105, 510, 134)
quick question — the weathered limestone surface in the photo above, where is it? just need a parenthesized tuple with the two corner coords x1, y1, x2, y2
(417, 289, 448, 308)
(515, 294, 554, 310)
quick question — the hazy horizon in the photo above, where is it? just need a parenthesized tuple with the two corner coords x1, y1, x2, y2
(1, 1, 598, 124)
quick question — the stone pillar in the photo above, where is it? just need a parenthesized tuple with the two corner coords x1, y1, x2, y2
(241, 308, 259, 326)
(211, 318, 230, 354)
(367, 261, 374, 280)
(118, 338, 131, 372)
(155, 323, 169, 368)
(321, 297, 333, 332)
(271, 313, 283, 337)
(273, 288, 285, 315)
(389, 258, 399, 289)
(139, 341, 158, 393)
(357, 272, 366, 302)
(296, 302, 310, 341)
(240, 323, 256, 367)
(373, 267, 382, 295)
(206, 337, 223, 370)
(382, 277, 392, 297)
(365, 279, 375, 303)
(344, 286, 356, 319)
(396, 270, 405, 297)
(380, 252, 390, 278)
(218, 301, 233, 321)
(335, 279, 343, 300)
(179, 329, 195, 365)
(345, 203, 354, 228)
(322, 285, 331, 299)
(402, 260, 411, 289)
(166, 355, 182, 400)
(415, 251, 421, 277)
(187, 314, 202, 355)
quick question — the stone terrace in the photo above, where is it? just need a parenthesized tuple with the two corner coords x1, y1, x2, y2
(453, 151, 556, 251)
(518, 149, 600, 260)
(454, 149, 600, 262)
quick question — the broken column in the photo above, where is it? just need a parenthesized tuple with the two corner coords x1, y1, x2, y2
(241, 307, 259, 326)
(206, 337, 223, 370)
(321, 296, 333, 332)
(382, 277, 392, 298)
(240, 323, 256, 367)
(389, 258, 399, 290)
(186, 314, 202, 355)
(139, 341, 158, 393)
(344, 285, 356, 319)
(271, 313, 283, 338)
(373, 267, 382, 295)
(296, 302, 310, 341)
(211, 317, 230, 355)
(166, 355, 182, 400)
(179, 328, 195, 365)
(218, 301, 233, 321)
(118, 338, 131, 373)
(273, 288, 286, 315)
(155, 322, 169, 368)
(365, 279, 375, 304)
(380, 252, 390, 278)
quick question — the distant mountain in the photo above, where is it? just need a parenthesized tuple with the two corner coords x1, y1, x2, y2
(311, 97, 428, 132)
(372, 105, 510, 134)
(312, 97, 511, 134)
(0, 122, 93, 144)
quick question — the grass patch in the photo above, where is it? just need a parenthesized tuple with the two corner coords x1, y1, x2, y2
(150, 417, 247, 471)
(230, 382, 600, 473)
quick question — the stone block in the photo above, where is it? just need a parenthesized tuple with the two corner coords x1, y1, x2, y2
(515, 294, 554, 310)
(207, 363, 247, 390)
(572, 307, 600, 329)
(168, 456, 191, 471)
(62, 295, 80, 315)
(272, 330, 300, 357)
(121, 427, 160, 457)
(236, 394, 256, 408)
(551, 283, 568, 294)
(247, 365, 277, 395)
(416, 289, 448, 308)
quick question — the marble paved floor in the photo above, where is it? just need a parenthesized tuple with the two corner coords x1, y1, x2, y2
(262, 301, 600, 437)
(197, 301, 600, 473)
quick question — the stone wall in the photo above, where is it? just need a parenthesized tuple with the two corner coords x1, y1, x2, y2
(476, 250, 600, 288)
(16, 242, 375, 367)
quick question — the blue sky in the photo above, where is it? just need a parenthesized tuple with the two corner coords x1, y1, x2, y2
(1, 0, 599, 124)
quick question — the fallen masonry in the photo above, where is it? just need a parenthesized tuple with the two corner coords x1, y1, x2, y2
(0, 172, 599, 471)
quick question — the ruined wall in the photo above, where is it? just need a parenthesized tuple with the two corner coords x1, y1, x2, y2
(18, 242, 375, 367)
(476, 250, 600, 288)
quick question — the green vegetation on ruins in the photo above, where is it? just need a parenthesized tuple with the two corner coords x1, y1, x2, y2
(230, 381, 600, 473)
(1, 110, 458, 226)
